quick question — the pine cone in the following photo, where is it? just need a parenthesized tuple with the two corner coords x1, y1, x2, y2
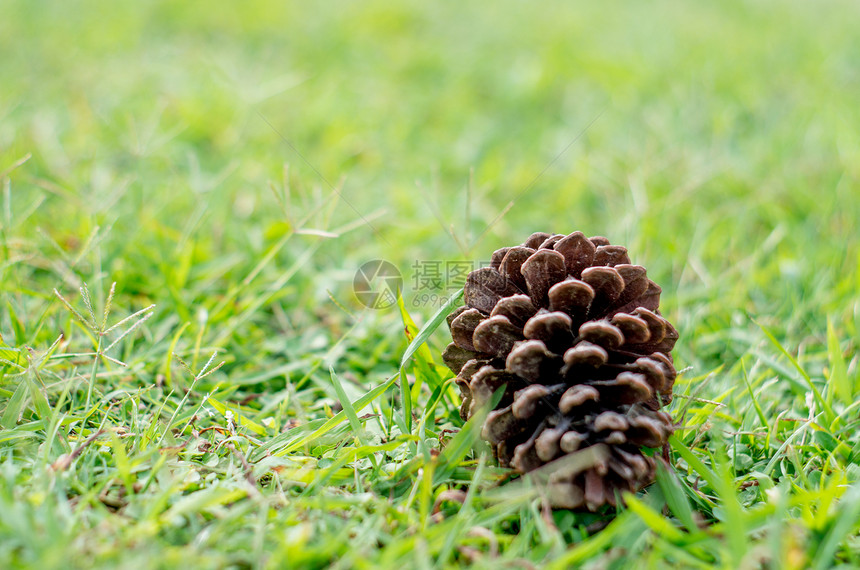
(442, 231, 678, 511)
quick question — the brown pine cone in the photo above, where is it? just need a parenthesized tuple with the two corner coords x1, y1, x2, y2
(442, 231, 678, 511)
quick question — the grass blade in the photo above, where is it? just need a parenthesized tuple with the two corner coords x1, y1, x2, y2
(826, 319, 851, 407)
(397, 289, 464, 434)
(329, 366, 367, 447)
(755, 319, 834, 424)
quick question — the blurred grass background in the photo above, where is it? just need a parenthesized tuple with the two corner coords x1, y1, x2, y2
(2, 0, 860, 568)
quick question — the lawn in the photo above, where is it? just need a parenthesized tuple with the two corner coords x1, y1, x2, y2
(2, 0, 860, 568)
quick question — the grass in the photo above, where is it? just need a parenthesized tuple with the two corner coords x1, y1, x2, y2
(1, 0, 860, 567)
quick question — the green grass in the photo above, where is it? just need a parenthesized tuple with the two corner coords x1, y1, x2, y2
(2, 0, 860, 567)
